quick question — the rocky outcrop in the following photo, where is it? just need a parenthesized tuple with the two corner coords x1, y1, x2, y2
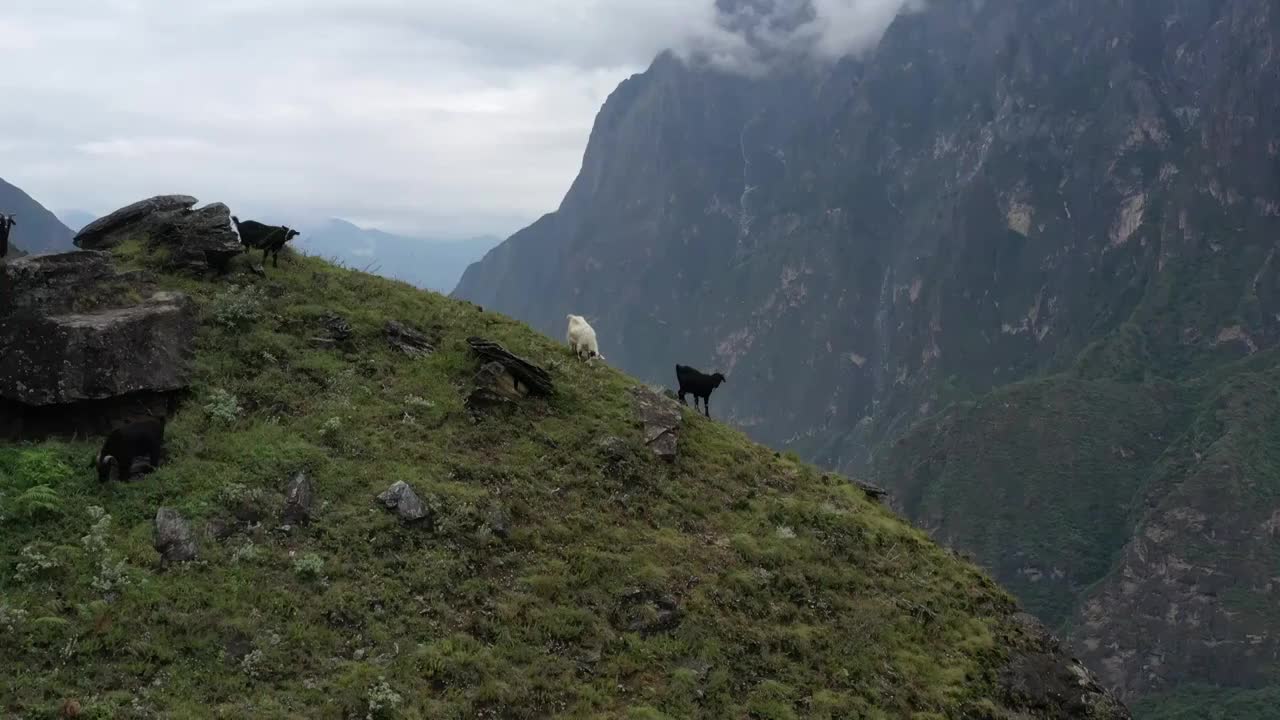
(385, 321, 435, 357)
(1002, 614, 1132, 719)
(74, 195, 197, 248)
(74, 194, 242, 274)
(0, 193, 262, 439)
(466, 338, 554, 396)
(1, 291, 195, 407)
(630, 386, 681, 462)
(0, 250, 122, 314)
(146, 202, 243, 274)
(0, 250, 196, 440)
(465, 338, 555, 411)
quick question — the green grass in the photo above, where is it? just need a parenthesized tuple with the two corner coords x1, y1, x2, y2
(0, 247, 1080, 718)
(1133, 685, 1280, 720)
(878, 376, 1185, 627)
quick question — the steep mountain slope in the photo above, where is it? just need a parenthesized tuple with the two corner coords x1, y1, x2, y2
(299, 219, 500, 294)
(454, 0, 1280, 710)
(0, 178, 75, 255)
(0, 239, 1128, 719)
(878, 356, 1280, 702)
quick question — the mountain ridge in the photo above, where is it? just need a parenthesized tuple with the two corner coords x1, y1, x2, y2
(0, 178, 74, 256)
(301, 218, 500, 294)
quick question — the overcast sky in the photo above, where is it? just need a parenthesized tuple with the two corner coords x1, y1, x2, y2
(0, 1, 912, 239)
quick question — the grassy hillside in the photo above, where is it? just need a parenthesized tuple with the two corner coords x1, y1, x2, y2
(0, 244, 1121, 719)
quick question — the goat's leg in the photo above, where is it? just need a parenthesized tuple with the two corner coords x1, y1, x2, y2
(704, 398, 711, 418)
(678, 390, 688, 406)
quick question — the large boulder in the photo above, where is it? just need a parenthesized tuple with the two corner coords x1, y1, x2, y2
(0, 291, 196, 407)
(74, 195, 242, 274)
(74, 195, 197, 248)
(0, 251, 120, 315)
(0, 250, 193, 440)
(147, 202, 244, 274)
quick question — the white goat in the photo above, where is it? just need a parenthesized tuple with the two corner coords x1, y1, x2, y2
(566, 314, 604, 362)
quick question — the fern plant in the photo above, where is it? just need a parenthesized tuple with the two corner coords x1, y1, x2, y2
(13, 485, 62, 518)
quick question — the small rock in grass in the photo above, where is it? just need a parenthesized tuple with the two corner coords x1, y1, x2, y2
(204, 519, 234, 542)
(154, 507, 198, 565)
(282, 472, 314, 525)
(376, 481, 432, 525)
(486, 505, 511, 541)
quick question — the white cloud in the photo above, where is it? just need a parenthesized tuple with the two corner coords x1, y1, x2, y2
(0, 1, 915, 238)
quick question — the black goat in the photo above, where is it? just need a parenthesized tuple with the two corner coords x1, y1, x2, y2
(231, 216, 299, 268)
(95, 417, 167, 482)
(675, 364, 727, 418)
(0, 213, 15, 258)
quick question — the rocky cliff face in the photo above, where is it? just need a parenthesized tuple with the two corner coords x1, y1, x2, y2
(456, 0, 1280, 708)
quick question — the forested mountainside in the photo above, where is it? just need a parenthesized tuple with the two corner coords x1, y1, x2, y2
(0, 177, 75, 255)
(455, 0, 1280, 713)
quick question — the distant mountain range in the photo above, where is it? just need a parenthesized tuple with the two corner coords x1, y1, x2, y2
(56, 209, 99, 232)
(51, 207, 497, 294)
(296, 218, 501, 294)
(0, 178, 74, 256)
